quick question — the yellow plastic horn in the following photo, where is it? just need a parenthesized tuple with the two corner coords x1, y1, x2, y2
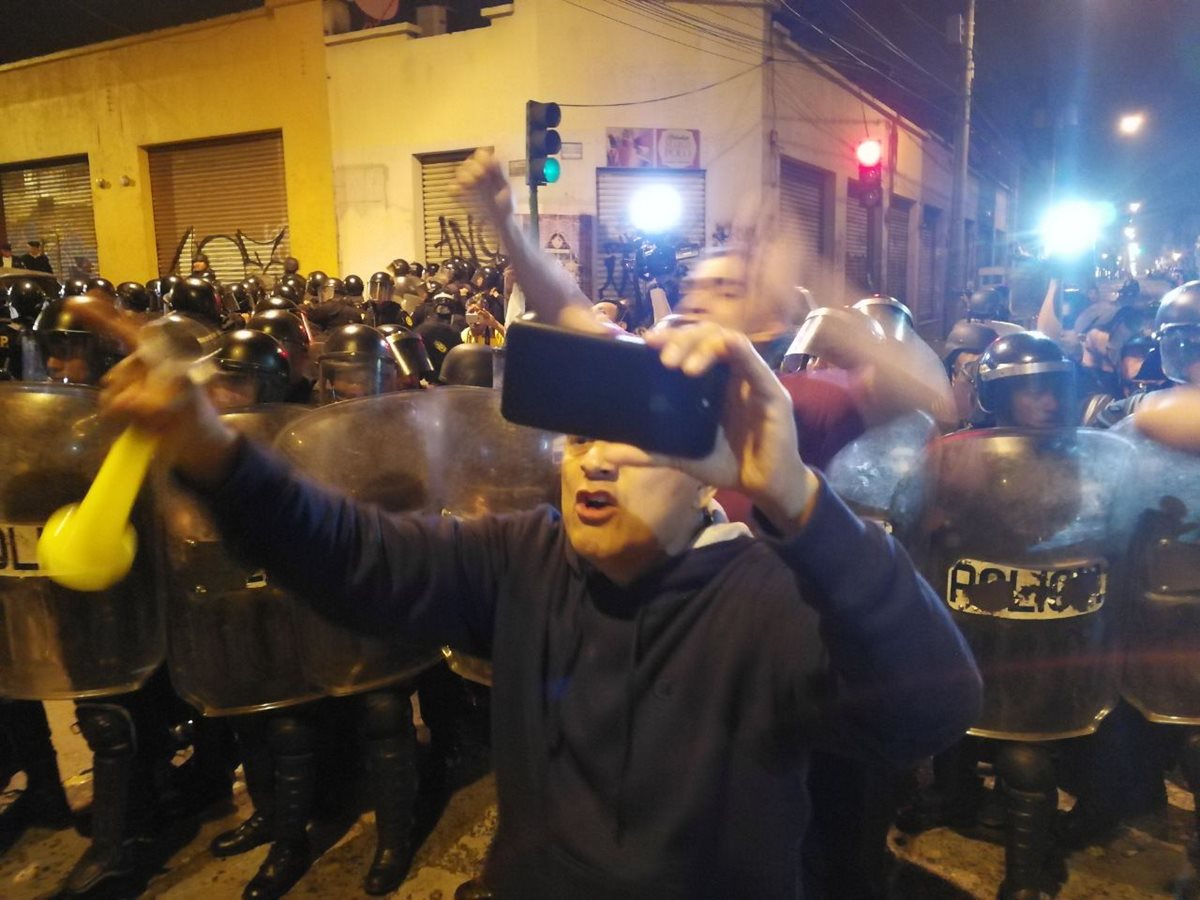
(37, 426, 159, 592)
(35, 298, 220, 592)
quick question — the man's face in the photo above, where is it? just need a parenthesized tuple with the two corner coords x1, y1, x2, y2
(28, 245, 43, 258)
(677, 256, 750, 333)
(559, 437, 709, 583)
(44, 336, 97, 384)
(1008, 379, 1063, 428)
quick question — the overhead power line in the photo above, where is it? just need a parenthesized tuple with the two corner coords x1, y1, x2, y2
(560, 62, 765, 108)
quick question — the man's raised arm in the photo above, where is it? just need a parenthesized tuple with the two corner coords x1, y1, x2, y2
(456, 149, 607, 334)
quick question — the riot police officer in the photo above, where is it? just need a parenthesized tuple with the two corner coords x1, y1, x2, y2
(116, 281, 153, 315)
(307, 283, 365, 333)
(206, 330, 291, 410)
(976, 331, 1075, 429)
(382, 327, 436, 390)
(33, 295, 127, 385)
(317, 324, 397, 403)
(942, 320, 1002, 430)
(304, 271, 329, 306)
(168, 277, 225, 329)
(247, 309, 316, 404)
(343, 274, 365, 301)
(1, 279, 47, 379)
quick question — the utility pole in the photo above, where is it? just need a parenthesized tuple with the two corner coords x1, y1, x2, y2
(946, 0, 976, 332)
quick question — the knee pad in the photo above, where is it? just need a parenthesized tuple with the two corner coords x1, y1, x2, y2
(76, 703, 136, 757)
(361, 690, 414, 741)
(996, 742, 1055, 794)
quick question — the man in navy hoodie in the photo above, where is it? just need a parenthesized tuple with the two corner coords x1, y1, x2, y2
(95, 304, 980, 897)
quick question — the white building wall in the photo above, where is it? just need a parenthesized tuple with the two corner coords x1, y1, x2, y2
(325, 0, 765, 281)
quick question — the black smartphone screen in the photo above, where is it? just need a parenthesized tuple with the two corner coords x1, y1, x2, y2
(500, 320, 728, 458)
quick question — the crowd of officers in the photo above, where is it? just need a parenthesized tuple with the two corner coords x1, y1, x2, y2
(1, 239, 1200, 900)
(0, 255, 519, 900)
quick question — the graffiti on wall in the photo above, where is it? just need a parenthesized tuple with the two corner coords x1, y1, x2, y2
(432, 213, 499, 264)
(166, 225, 290, 280)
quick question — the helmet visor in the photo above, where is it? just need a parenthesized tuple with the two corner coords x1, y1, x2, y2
(318, 358, 396, 404)
(1159, 325, 1200, 385)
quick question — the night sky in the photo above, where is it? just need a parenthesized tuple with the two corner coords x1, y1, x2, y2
(790, 0, 1200, 249)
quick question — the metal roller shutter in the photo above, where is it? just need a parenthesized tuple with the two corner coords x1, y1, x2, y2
(779, 158, 825, 265)
(917, 205, 938, 325)
(421, 150, 502, 265)
(845, 183, 869, 295)
(596, 168, 706, 303)
(149, 132, 290, 283)
(886, 198, 911, 303)
(0, 157, 98, 278)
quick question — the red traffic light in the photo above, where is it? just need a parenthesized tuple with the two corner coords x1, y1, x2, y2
(855, 139, 883, 167)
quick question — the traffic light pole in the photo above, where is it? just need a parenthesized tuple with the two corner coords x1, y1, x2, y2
(528, 182, 540, 244)
(946, 0, 976, 332)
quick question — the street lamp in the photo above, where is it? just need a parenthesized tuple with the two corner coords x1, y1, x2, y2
(1128, 201, 1143, 214)
(1124, 226, 1137, 241)
(1118, 112, 1146, 136)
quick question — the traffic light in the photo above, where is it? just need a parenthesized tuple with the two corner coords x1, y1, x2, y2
(526, 100, 562, 187)
(856, 139, 883, 208)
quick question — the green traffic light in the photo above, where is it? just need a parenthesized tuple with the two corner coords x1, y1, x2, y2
(544, 158, 561, 184)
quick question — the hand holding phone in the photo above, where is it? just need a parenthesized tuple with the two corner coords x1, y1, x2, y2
(501, 320, 728, 458)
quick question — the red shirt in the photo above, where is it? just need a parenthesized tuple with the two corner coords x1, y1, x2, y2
(717, 369, 866, 526)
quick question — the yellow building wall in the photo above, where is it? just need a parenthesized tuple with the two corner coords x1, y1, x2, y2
(0, 0, 338, 283)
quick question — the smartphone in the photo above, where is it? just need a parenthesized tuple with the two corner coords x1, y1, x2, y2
(466, 310, 482, 325)
(501, 319, 728, 458)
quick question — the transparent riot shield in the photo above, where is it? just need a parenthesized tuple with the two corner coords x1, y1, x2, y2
(1113, 417, 1200, 724)
(0, 384, 163, 699)
(163, 404, 323, 716)
(274, 387, 559, 695)
(891, 427, 1135, 740)
(826, 411, 937, 531)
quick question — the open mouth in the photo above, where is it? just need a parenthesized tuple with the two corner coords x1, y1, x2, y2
(575, 490, 618, 525)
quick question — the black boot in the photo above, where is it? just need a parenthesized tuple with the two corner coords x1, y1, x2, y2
(362, 692, 418, 895)
(212, 723, 275, 858)
(995, 743, 1058, 900)
(243, 717, 314, 900)
(61, 704, 136, 897)
(4, 700, 71, 831)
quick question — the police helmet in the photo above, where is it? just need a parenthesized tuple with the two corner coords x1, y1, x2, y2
(283, 257, 301, 275)
(223, 281, 252, 315)
(317, 323, 397, 404)
(86, 277, 117, 299)
(410, 262, 425, 279)
(306, 270, 329, 299)
(59, 278, 90, 299)
(391, 259, 411, 278)
(169, 277, 223, 325)
(282, 273, 306, 296)
(426, 262, 441, 278)
(1154, 280, 1200, 384)
(472, 265, 501, 293)
(241, 276, 267, 305)
(780, 307, 885, 374)
(210, 329, 291, 406)
(271, 284, 302, 307)
(965, 288, 1011, 322)
(369, 271, 395, 302)
(440, 342, 494, 387)
(975, 331, 1075, 426)
(247, 308, 311, 350)
(33, 295, 123, 384)
(493, 254, 510, 272)
(343, 274, 365, 298)
(116, 281, 152, 313)
(326, 277, 346, 299)
(8, 279, 47, 320)
(942, 320, 1002, 376)
(852, 295, 914, 341)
